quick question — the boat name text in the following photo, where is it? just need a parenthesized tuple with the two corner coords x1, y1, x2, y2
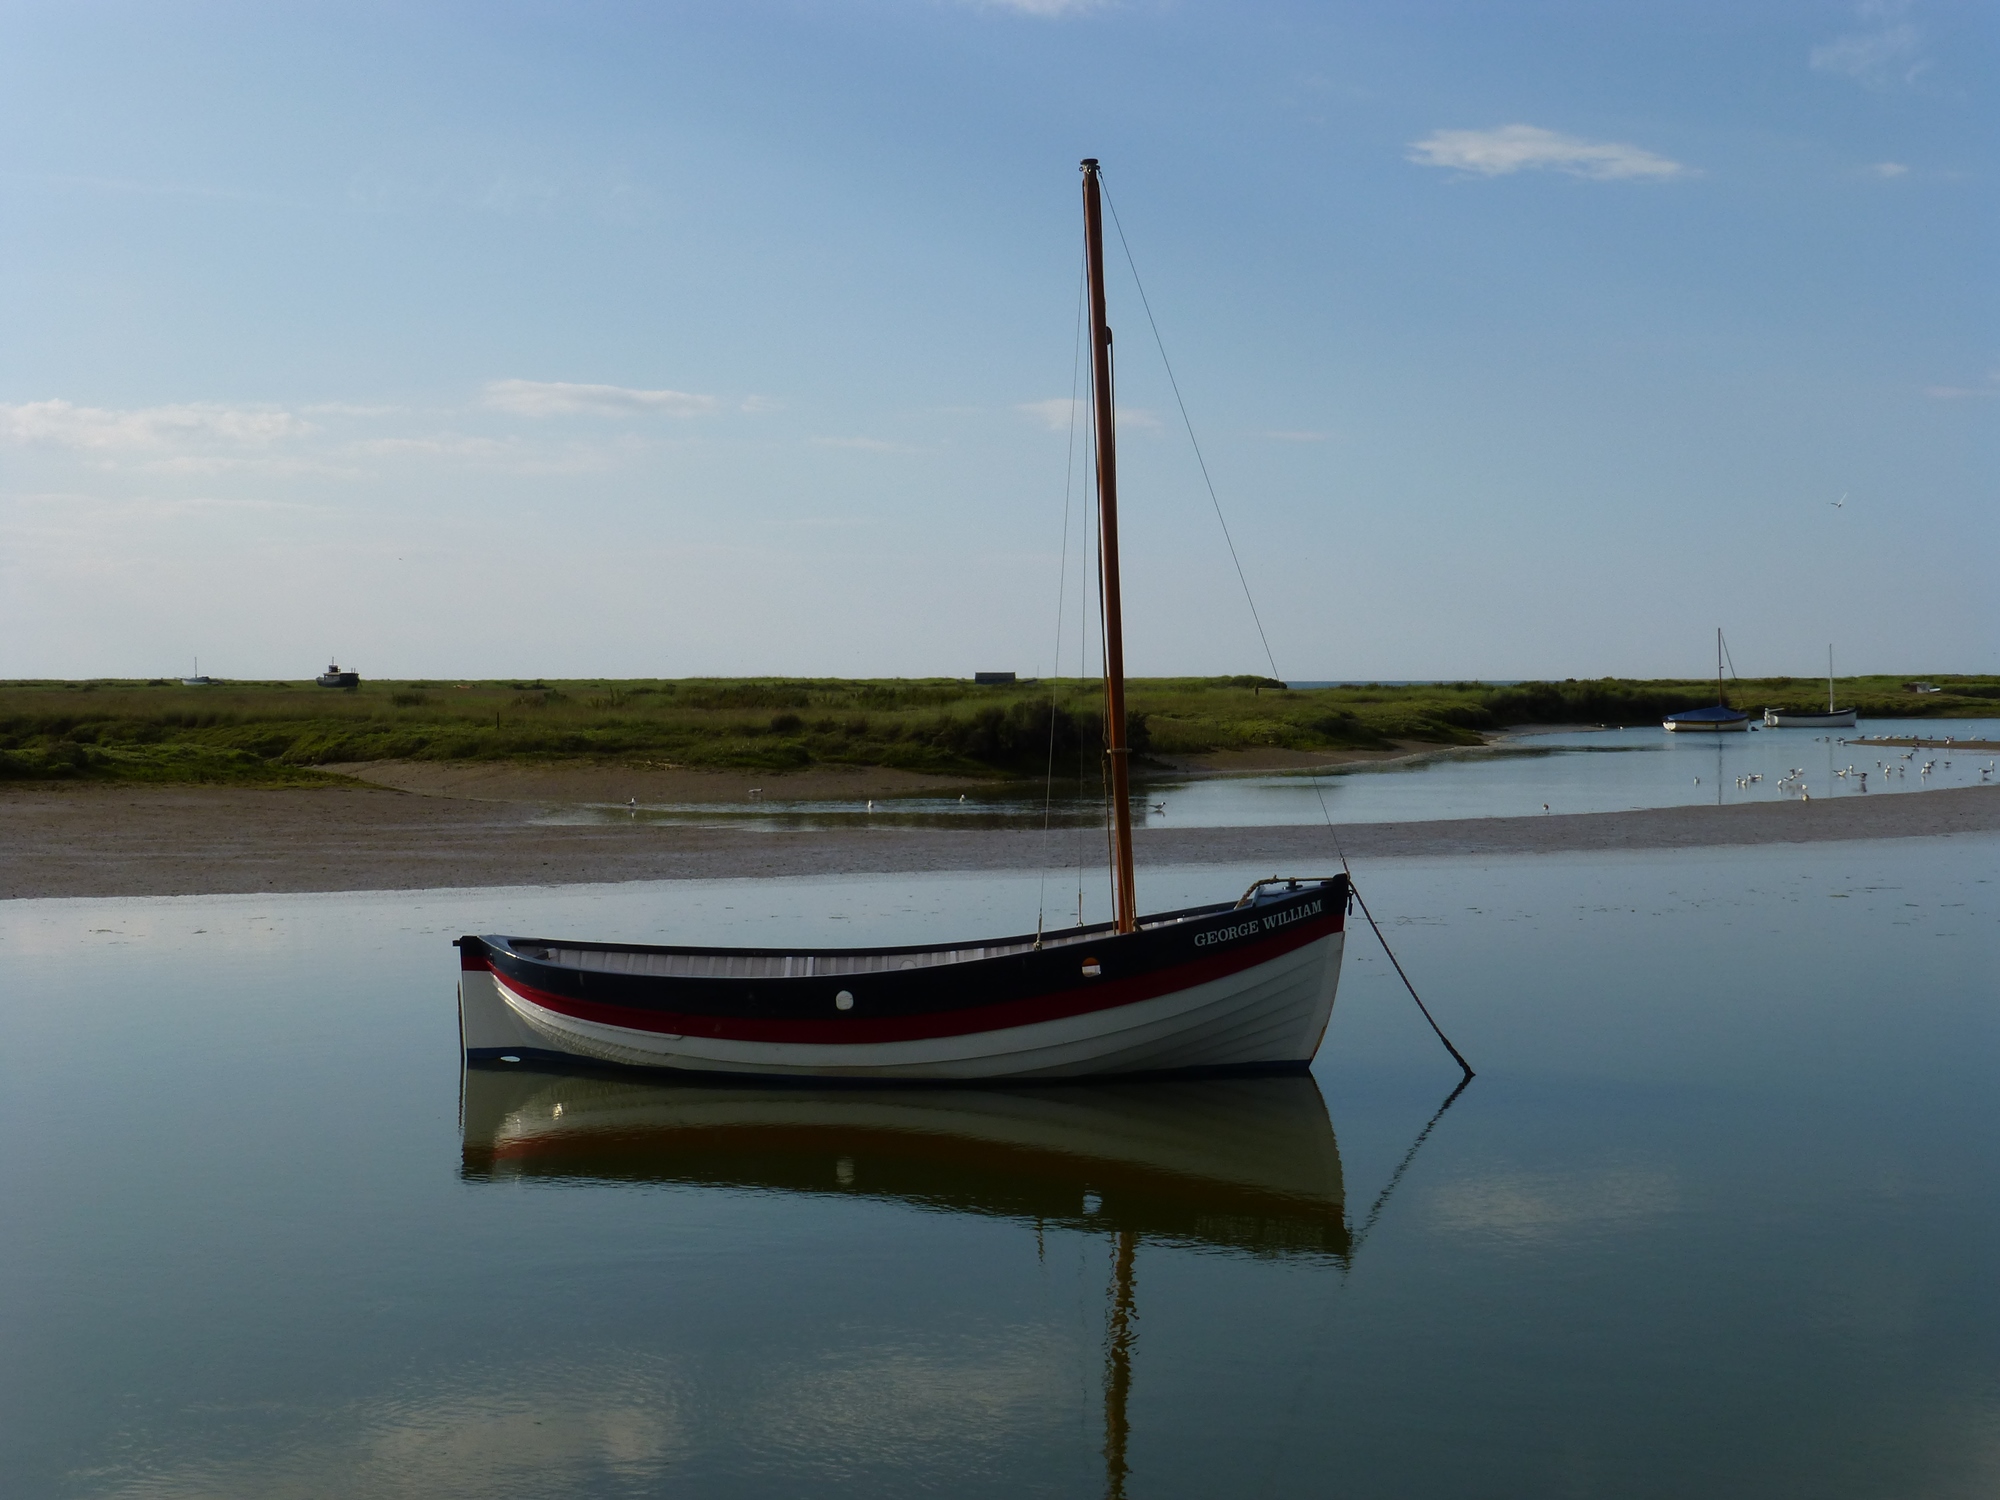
(1194, 898, 1323, 948)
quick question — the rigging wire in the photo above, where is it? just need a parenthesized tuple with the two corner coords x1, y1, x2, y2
(1101, 183, 1281, 683)
(1093, 292, 1120, 908)
(1037, 242, 1091, 942)
(1098, 173, 1472, 1083)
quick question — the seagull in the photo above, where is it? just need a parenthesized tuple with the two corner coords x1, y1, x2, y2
(1832, 493, 1846, 509)
(1152, 801, 1166, 814)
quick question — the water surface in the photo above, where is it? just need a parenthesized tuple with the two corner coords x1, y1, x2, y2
(2, 839, 1995, 1497)
(533, 716, 2000, 832)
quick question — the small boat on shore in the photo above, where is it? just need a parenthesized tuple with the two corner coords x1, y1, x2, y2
(1664, 629, 1750, 733)
(454, 159, 1349, 1081)
(1764, 645, 1857, 728)
(315, 661, 360, 688)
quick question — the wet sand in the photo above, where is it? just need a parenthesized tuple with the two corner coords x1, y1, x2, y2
(4, 783, 1995, 901)
(321, 741, 1448, 801)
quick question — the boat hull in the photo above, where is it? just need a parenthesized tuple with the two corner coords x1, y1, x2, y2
(458, 879, 1347, 1082)
(1762, 708, 1857, 728)
(1663, 716, 1749, 732)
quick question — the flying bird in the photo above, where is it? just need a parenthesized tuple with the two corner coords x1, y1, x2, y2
(1831, 493, 1847, 509)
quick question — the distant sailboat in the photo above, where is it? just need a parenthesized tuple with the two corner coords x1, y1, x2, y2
(181, 657, 213, 687)
(1764, 646, 1857, 728)
(1664, 629, 1750, 733)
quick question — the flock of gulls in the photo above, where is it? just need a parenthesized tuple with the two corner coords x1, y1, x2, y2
(1724, 741, 1998, 802)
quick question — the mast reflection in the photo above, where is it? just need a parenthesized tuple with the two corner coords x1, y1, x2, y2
(463, 1066, 1367, 1497)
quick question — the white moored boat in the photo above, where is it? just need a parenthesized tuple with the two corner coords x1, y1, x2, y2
(454, 159, 1353, 1083)
(1764, 645, 1857, 728)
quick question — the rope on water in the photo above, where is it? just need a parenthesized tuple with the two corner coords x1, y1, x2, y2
(1349, 879, 1475, 1082)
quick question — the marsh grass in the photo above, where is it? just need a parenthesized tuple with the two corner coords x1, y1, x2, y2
(1, 673, 1993, 784)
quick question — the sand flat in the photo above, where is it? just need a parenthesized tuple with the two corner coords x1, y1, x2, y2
(3, 783, 1995, 901)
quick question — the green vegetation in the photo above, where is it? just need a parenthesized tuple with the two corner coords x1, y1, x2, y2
(2, 673, 1994, 785)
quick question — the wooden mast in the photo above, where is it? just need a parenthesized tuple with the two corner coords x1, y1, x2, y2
(1081, 158, 1139, 935)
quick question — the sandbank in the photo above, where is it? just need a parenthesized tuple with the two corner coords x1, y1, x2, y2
(3, 783, 1994, 901)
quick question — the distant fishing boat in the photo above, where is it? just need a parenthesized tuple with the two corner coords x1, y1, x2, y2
(1764, 645, 1857, 728)
(315, 661, 360, 688)
(1664, 629, 1750, 733)
(454, 159, 1350, 1081)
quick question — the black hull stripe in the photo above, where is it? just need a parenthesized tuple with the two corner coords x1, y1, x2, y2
(495, 914, 1338, 1046)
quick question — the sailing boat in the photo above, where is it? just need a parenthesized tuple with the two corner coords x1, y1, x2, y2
(453, 159, 1349, 1081)
(1663, 628, 1750, 733)
(1763, 645, 1857, 728)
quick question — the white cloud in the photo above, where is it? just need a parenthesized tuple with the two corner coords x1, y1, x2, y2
(1408, 124, 1691, 181)
(1870, 161, 1911, 177)
(1925, 374, 2000, 399)
(1811, 13, 1930, 87)
(0, 399, 312, 450)
(1019, 398, 1079, 431)
(483, 379, 717, 418)
(1016, 398, 1157, 431)
(969, 0, 1104, 15)
(812, 436, 918, 452)
(355, 434, 522, 460)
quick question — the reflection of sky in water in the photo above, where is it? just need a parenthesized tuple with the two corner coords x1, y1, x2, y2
(2, 837, 1995, 1496)
(532, 717, 2000, 832)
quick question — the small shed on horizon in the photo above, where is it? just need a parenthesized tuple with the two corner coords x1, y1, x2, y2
(973, 671, 1017, 685)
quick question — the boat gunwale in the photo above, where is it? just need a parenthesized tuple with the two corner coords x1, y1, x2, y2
(467, 878, 1347, 966)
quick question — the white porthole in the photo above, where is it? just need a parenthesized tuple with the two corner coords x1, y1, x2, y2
(835, 990, 855, 1011)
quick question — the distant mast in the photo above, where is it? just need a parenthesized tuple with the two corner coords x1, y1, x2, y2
(1082, 158, 1138, 935)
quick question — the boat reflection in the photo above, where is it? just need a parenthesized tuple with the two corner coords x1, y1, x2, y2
(462, 1068, 1350, 1261)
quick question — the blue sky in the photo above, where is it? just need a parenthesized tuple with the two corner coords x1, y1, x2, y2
(1, 0, 1992, 681)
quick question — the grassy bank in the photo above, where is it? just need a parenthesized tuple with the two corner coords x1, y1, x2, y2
(2, 674, 1995, 785)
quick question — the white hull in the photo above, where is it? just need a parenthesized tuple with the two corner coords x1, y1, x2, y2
(1763, 708, 1857, 728)
(461, 931, 1344, 1081)
(1664, 718, 1749, 733)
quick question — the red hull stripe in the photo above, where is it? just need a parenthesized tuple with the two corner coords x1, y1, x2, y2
(494, 913, 1338, 1047)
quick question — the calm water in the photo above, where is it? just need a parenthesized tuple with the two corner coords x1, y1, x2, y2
(3, 835, 1996, 1497)
(535, 716, 2000, 832)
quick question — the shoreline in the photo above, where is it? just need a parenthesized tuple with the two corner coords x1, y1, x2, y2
(316, 739, 1459, 802)
(4, 783, 1995, 901)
